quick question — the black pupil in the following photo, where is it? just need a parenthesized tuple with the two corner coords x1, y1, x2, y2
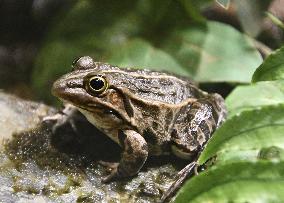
(90, 78, 105, 91)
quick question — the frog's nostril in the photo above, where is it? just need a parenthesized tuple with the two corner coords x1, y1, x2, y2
(67, 81, 76, 88)
(66, 79, 83, 88)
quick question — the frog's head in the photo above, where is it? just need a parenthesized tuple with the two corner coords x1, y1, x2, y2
(52, 56, 134, 130)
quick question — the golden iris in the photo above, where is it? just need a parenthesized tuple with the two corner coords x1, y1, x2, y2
(86, 75, 108, 94)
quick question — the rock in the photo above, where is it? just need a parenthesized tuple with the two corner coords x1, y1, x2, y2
(0, 91, 55, 148)
(0, 92, 183, 202)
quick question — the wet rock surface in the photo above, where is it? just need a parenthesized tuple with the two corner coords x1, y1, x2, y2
(0, 92, 184, 202)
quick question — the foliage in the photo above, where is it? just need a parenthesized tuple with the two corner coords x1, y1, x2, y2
(252, 46, 284, 82)
(175, 162, 284, 202)
(175, 45, 284, 202)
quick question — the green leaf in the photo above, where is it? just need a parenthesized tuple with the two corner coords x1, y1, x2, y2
(198, 104, 284, 165)
(164, 21, 262, 83)
(226, 80, 284, 117)
(252, 46, 284, 82)
(175, 162, 284, 202)
(217, 145, 284, 164)
(217, 80, 284, 163)
(108, 39, 191, 77)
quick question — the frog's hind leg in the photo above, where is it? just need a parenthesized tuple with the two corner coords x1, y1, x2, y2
(162, 94, 226, 202)
(171, 93, 226, 160)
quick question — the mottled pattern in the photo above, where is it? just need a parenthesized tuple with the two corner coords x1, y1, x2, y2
(107, 72, 201, 104)
(130, 98, 178, 156)
(52, 56, 227, 181)
(171, 93, 226, 159)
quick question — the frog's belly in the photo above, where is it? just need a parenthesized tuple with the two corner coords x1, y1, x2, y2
(77, 108, 120, 144)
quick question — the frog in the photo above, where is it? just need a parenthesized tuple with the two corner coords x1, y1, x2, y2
(51, 56, 227, 190)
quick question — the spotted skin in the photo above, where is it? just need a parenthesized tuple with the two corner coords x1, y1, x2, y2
(171, 93, 226, 159)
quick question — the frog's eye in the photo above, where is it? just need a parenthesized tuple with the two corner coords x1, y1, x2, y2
(86, 75, 108, 95)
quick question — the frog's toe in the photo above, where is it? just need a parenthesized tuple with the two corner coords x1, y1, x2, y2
(161, 162, 196, 202)
(101, 167, 118, 183)
(43, 114, 63, 122)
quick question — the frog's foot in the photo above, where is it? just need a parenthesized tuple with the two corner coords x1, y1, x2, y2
(102, 167, 119, 183)
(98, 161, 119, 183)
(43, 104, 79, 134)
(160, 162, 197, 203)
(100, 130, 149, 183)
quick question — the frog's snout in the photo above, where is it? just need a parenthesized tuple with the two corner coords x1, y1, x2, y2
(52, 78, 66, 98)
(52, 75, 85, 101)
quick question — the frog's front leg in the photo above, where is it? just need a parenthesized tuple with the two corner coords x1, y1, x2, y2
(43, 103, 80, 133)
(102, 130, 148, 182)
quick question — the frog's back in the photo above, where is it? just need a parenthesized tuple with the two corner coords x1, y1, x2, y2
(98, 63, 204, 105)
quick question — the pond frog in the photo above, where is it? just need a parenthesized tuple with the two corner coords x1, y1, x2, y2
(52, 56, 226, 185)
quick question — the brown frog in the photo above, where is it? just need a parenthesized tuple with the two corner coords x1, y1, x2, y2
(51, 56, 226, 194)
